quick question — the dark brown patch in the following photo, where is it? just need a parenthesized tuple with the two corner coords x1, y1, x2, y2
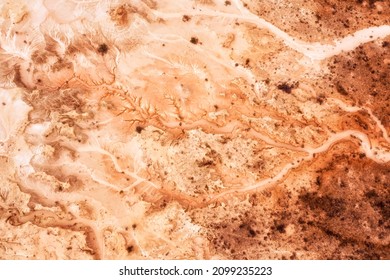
(335, 82, 348, 96)
(97, 43, 109, 55)
(135, 126, 144, 133)
(196, 159, 214, 167)
(277, 82, 295, 94)
(126, 245, 134, 253)
(182, 15, 191, 22)
(190, 37, 199, 44)
(275, 223, 286, 233)
(299, 193, 346, 218)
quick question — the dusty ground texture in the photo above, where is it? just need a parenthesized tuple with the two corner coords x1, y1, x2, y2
(0, 0, 389, 259)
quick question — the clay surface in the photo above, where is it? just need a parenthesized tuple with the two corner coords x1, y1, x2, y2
(0, 0, 389, 259)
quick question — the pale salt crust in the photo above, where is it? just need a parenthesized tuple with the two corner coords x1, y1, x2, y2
(0, 0, 389, 260)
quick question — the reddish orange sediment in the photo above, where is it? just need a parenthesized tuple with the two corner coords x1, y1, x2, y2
(0, 0, 389, 259)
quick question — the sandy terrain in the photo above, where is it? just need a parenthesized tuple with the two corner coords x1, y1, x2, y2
(0, 0, 389, 259)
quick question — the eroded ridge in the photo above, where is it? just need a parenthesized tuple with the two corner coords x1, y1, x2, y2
(0, 0, 389, 259)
